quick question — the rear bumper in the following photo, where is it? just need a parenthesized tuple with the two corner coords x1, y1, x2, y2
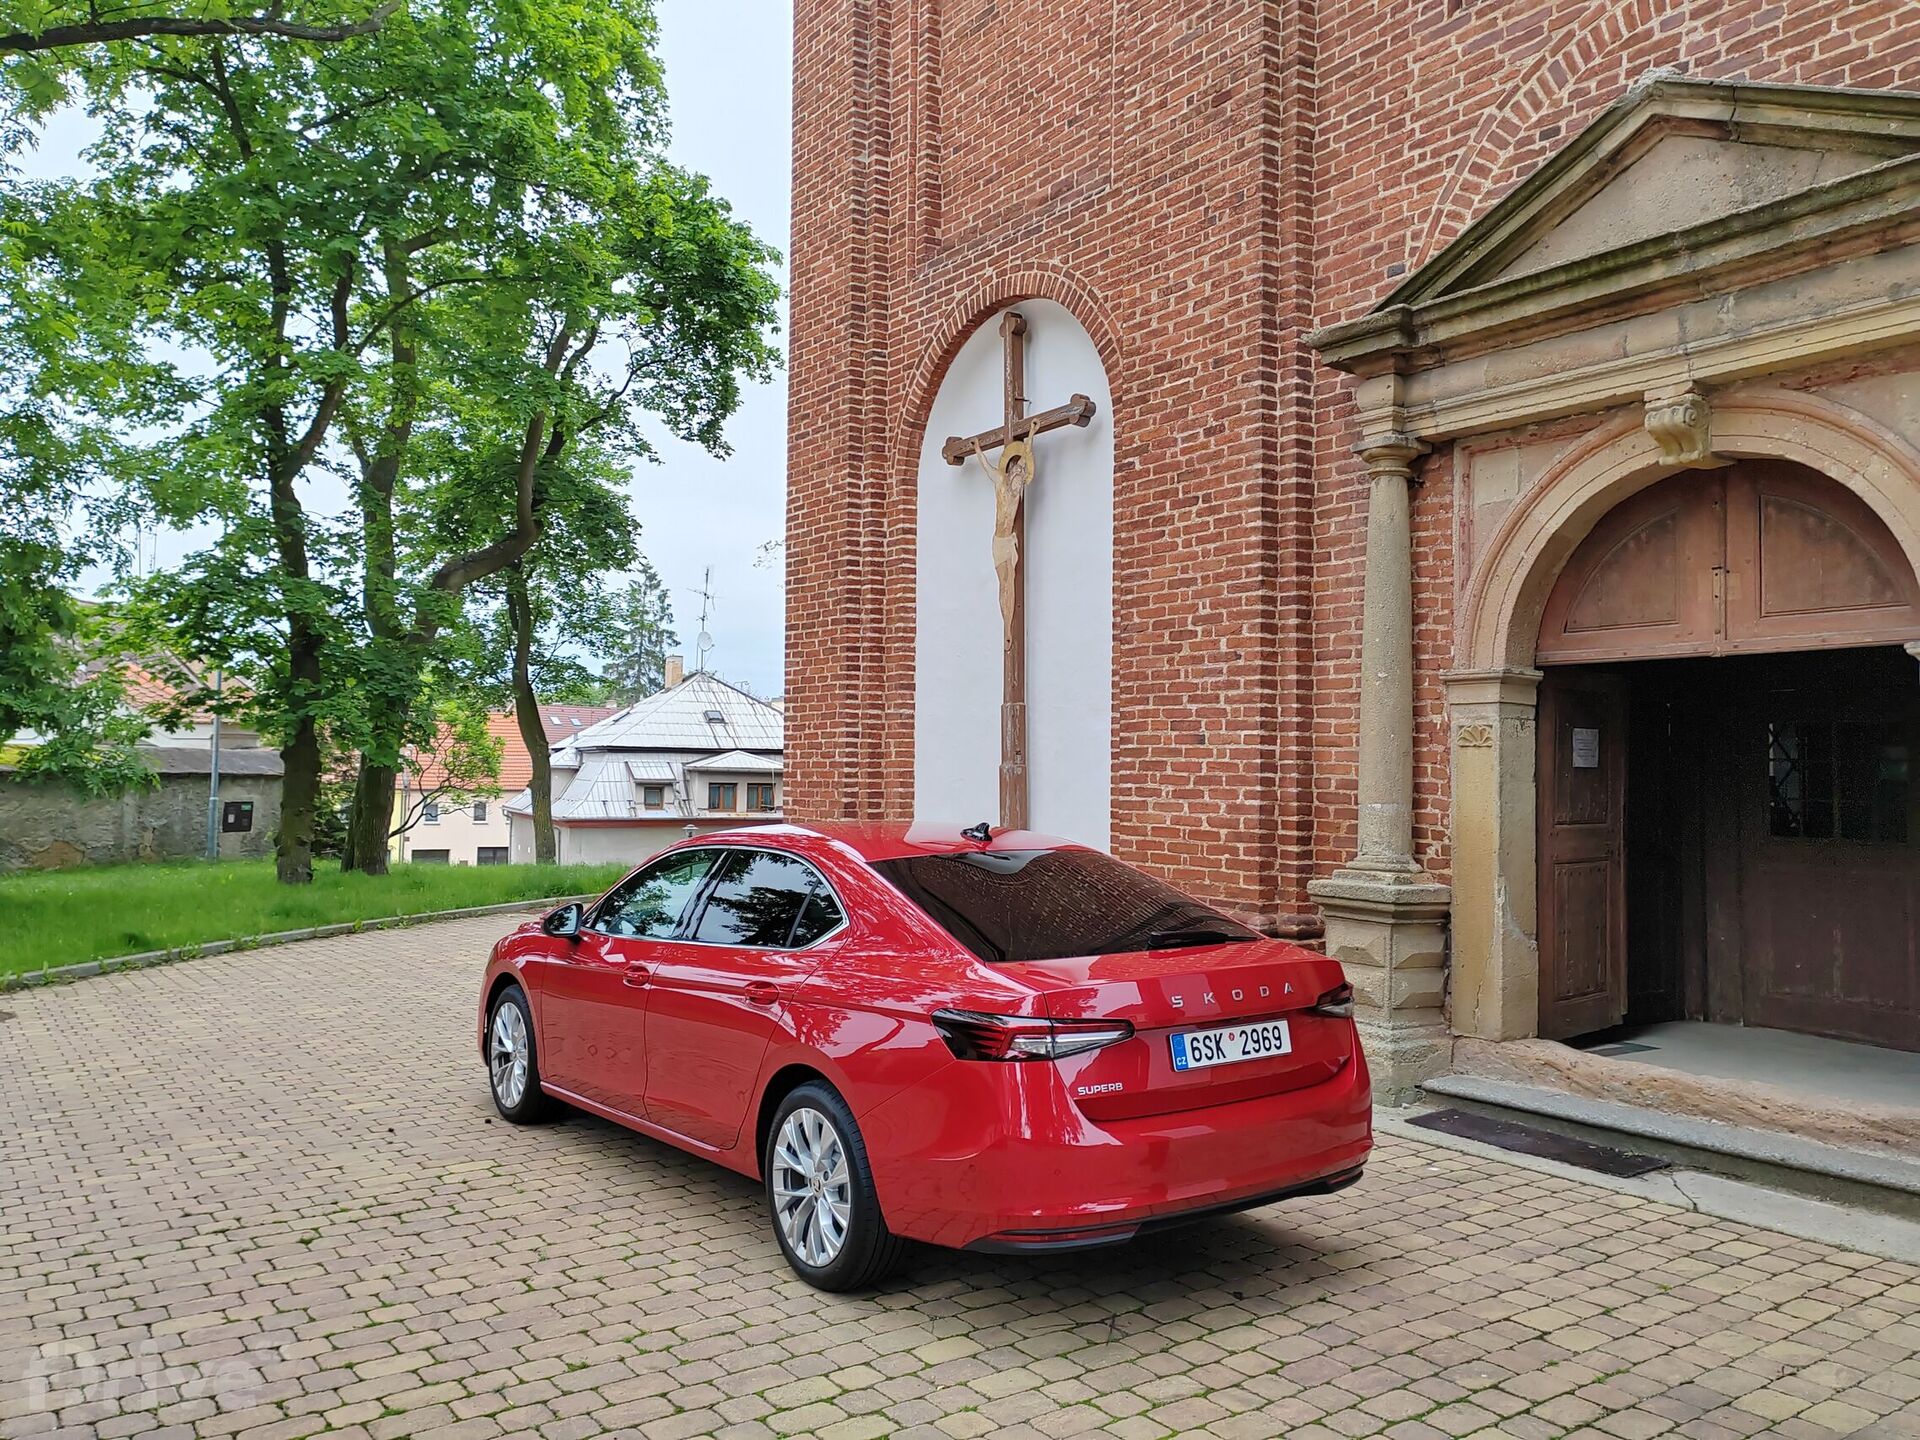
(863, 1045, 1373, 1251)
(962, 1163, 1366, 1253)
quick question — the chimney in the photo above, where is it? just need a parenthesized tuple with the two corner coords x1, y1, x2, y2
(664, 654, 685, 688)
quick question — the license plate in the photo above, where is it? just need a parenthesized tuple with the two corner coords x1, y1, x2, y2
(1169, 1018, 1292, 1071)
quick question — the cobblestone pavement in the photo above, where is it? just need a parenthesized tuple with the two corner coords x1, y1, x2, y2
(3, 914, 1919, 1440)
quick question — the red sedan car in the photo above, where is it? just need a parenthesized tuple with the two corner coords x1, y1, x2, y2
(478, 823, 1370, 1290)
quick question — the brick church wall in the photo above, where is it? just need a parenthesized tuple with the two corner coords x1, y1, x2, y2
(787, 0, 1920, 928)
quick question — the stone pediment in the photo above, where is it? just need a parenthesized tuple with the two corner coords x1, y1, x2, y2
(1307, 75, 1920, 457)
(1388, 75, 1920, 306)
(1488, 131, 1886, 283)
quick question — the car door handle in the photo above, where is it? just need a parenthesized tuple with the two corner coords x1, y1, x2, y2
(623, 965, 650, 988)
(745, 980, 779, 1006)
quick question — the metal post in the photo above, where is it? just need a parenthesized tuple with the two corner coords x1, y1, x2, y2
(205, 667, 223, 860)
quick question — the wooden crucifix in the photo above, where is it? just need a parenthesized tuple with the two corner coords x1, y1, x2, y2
(941, 310, 1096, 831)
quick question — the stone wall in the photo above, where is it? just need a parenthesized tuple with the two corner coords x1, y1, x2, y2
(0, 773, 281, 871)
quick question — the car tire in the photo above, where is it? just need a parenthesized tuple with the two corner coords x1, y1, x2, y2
(487, 985, 554, 1124)
(764, 1082, 906, 1291)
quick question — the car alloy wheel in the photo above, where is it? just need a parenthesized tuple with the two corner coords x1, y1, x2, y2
(771, 1106, 852, 1266)
(490, 1002, 530, 1109)
(763, 1082, 905, 1290)
(486, 986, 551, 1124)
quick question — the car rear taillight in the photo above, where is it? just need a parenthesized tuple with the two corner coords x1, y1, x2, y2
(931, 1009, 1135, 1061)
(1308, 982, 1355, 1019)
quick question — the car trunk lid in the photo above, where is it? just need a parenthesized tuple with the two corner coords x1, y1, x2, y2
(998, 940, 1356, 1120)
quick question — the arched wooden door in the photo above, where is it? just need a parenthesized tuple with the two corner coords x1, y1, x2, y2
(1535, 460, 1920, 1044)
(1538, 460, 1920, 664)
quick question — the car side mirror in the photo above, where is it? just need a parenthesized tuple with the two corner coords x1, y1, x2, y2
(543, 902, 584, 940)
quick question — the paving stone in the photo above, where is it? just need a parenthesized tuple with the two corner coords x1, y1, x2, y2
(0, 914, 1914, 1440)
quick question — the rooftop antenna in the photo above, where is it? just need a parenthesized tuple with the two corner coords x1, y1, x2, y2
(693, 565, 716, 673)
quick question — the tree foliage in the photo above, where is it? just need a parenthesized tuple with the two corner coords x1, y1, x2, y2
(441, 442, 668, 864)
(0, 134, 174, 790)
(596, 565, 676, 705)
(0, 1, 399, 58)
(0, 574, 153, 793)
(5, 0, 779, 880)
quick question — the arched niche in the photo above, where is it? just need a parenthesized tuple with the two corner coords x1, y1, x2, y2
(913, 299, 1115, 848)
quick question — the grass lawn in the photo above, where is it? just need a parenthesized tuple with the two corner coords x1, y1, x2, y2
(0, 859, 628, 978)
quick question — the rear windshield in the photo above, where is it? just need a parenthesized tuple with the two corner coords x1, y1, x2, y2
(871, 849, 1261, 963)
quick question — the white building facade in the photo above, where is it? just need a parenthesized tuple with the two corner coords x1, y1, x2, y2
(506, 670, 785, 867)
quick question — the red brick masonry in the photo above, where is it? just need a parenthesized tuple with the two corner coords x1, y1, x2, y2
(785, 0, 1920, 933)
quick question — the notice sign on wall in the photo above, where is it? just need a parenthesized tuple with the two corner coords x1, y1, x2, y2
(1571, 727, 1601, 770)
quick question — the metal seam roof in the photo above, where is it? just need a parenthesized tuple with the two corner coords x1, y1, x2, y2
(569, 672, 783, 752)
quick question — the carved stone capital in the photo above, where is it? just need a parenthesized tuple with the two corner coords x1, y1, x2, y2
(1356, 432, 1430, 482)
(1644, 383, 1723, 469)
(1443, 666, 1543, 709)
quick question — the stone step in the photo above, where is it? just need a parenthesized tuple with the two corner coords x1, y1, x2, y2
(1421, 1072, 1920, 1219)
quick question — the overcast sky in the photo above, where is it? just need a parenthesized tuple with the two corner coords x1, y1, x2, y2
(641, 1, 792, 696)
(32, 1, 795, 697)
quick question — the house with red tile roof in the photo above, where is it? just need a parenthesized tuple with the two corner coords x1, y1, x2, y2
(390, 705, 616, 866)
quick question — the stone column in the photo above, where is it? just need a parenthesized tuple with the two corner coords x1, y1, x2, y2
(1444, 667, 1542, 1041)
(1352, 438, 1424, 874)
(1309, 436, 1452, 1104)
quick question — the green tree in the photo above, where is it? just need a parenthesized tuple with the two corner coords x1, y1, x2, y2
(438, 440, 660, 864)
(7, 0, 777, 883)
(596, 564, 677, 706)
(0, 138, 179, 791)
(8, 24, 408, 880)
(0, 576, 153, 793)
(333, 147, 775, 872)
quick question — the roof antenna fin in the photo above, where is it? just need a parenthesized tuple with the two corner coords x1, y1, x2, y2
(960, 821, 994, 844)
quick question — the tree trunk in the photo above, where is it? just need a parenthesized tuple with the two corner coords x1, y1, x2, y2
(276, 620, 324, 885)
(341, 237, 419, 874)
(341, 651, 412, 874)
(508, 563, 557, 864)
(346, 757, 397, 875)
(336, 314, 575, 872)
(252, 165, 351, 884)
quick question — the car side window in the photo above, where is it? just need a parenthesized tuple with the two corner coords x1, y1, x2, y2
(689, 850, 845, 949)
(594, 850, 717, 940)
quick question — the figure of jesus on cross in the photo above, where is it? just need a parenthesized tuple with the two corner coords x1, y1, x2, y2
(942, 310, 1096, 831)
